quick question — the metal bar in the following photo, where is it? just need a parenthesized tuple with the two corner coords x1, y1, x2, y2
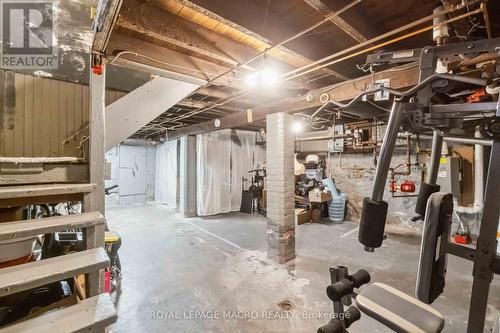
(493, 256, 500, 275)
(366, 48, 422, 65)
(404, 134, 493, 146)
(430, 102, 498, 113)
(443, 136, 493, 146)
(295, 134, 352, 142)
(371, 102, 404, 201)
(427, 131, 444, 184)
(329, 266, 348, 316)
(446, 241, 476, 262)
(467, 136, 500, 332)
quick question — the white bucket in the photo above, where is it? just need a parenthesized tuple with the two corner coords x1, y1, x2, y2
(0, 237, 36, 263)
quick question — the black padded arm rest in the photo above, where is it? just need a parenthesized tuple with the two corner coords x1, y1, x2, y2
(356, 283, 444, 333)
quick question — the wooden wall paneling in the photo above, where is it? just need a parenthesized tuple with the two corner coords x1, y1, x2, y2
(33, 76, 43, 156)
(24, 75, 34, 157)
(66, 82, 75, 153)
(50, 79, 59, 156)
(3, 72, 16, 157)
(83, 85, 89, 125)
(75, 84, 83, 143)
(14, 74, 24, 157)
(58, 80, 68, 156)
(42, 78, 51, 156)
(1, 73, 128, 158)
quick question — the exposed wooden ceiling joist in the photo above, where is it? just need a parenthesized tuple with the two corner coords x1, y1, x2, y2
(154, 0, 349, 81)
(116, 0, 256, 70)
(106, 33, 245, 88)
(303, 0, 367, 43)
(168, 65, 420, 140)
(176, 99, 242, 112)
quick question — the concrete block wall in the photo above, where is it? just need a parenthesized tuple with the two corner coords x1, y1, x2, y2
(266, 112, 295, 263)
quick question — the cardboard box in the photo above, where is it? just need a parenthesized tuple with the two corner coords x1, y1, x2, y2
(295, 208, 311, 225)
(309, 189, 332, 202)
(311, 207, 321, 223)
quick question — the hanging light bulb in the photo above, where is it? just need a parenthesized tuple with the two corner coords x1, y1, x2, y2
(293, 120, 303, 133)
(245, 72, 259, 88)
(244, 65, 279, 88)
(260, 66, 279, 87)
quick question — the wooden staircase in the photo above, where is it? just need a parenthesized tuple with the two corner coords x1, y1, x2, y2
(0, 183, 117, 332)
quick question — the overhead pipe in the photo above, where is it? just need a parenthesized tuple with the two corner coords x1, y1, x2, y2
(281, 6, 484, 81)
(154, 2, 482, 135)
(143, 0, 362, 137)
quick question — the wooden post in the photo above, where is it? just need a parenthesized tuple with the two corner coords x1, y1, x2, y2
(84, 53, 106, 297)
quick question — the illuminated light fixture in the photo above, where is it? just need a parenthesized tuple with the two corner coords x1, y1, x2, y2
(260, 66, 279, 87)
(244, 66, 279, 88)
(245, 72, 259, 88)
(293, 120, 303, 133)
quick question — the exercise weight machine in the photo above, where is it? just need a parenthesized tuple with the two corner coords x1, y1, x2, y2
(315, 37, 500, 332)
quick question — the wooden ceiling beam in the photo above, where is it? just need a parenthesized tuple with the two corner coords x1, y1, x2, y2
(106, 33, 245, 89)
(155, 0, 349, 81)
(176, 99, 242, 112)
(196, 86, 234, 99)
(117, 0, 257, 71)
(168, 65, 419, 140)
(303, 0, 367, 43)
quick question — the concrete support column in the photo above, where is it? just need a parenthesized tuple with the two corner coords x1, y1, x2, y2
(266, 112, 295, 263)
(179, 135, 197, 217)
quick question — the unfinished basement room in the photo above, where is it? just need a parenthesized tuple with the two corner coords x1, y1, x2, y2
(1, 0, 500, 332)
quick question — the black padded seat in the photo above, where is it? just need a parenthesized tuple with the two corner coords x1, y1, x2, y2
(356, 283, 444, 333)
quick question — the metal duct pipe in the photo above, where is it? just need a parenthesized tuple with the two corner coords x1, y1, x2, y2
(295, 134, 352, 142)
(474, 127, 484, 208)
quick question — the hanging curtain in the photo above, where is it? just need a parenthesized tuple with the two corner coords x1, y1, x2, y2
(155, 140, 178, 207)
(253, 142, 266, 170)
(230, 130, 257, 211)
(196, 130, 267, 216)
(196, 130, 232, 216)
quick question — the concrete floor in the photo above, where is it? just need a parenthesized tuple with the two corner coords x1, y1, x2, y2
(106, 202, 500, 333)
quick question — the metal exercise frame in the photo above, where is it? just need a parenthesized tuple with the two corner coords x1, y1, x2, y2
(318, 37, 500, 332)
(374, 39, 500, 333)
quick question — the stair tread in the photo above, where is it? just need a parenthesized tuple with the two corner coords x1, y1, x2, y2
(0, 293, 117, 333)
(0, 212, 104, 241)
(0, 157, 79, 164)
(0, 248, 109, 297)
(0, 183, 96, 200)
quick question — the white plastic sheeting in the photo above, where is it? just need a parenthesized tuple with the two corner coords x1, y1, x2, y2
(155, 140, 178, 207)
(196, 129, 266, 216)
(196, 130, 232, 216)
(231, 131, 256, 210)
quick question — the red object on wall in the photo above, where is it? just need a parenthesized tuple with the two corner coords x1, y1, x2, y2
(389, 180, 396, 193)
(400, 181, 416, 193)
(453, 234, 471, 244)
(467, 88, 488, 103)
(104, 271, 111, 293)
(92, 65, 103, 75)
